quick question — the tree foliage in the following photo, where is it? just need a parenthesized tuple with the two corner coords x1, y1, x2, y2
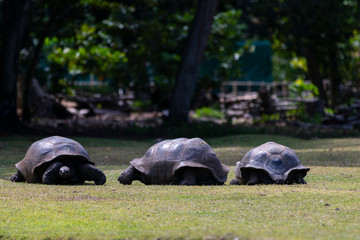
(1, 0, 360, 127)
(45, 25, 127, 79)
(240, 0, 360, 105)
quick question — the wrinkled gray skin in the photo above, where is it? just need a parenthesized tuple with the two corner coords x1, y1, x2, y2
(118, 138, 229, 185)
(230, 142, 310, 185)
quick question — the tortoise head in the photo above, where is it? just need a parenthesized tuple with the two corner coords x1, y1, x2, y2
(59, 166, 71, 179)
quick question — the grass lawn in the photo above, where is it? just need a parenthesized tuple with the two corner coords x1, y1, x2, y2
(1, 134, 360, 239)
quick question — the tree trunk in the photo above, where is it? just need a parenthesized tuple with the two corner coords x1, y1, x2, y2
(22, 17, 54, 121)
(169, 0, 219, 122)
(328, 43, 342, 106)
(0, 0, 31, 132)
(26, 77, 72, 119)
(304, 46, 327, 104)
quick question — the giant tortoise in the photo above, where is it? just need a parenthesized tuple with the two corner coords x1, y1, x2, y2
(118, 138, 229, 185)
(230, 142, 310, 185)
(11, 136, 106, 185)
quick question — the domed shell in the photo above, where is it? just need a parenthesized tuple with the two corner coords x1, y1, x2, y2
(15, 136, 93, 183)
(235, 142, 309, 183)
(130, 138, 229, 184)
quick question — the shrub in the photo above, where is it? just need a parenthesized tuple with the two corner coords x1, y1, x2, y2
(193, 106, 224, 119)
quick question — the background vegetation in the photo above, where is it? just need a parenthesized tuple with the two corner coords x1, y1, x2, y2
(1, 0, 360, 130)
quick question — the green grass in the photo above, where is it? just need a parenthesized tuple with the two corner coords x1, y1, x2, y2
(1, 135, 360, 239)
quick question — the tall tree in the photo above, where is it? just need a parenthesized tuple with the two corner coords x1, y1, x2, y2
(21, 0, 88, 121)
(0, 0, 31, 132)
(169, 0, 219, 122)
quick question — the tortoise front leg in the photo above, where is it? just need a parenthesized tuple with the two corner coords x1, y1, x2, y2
(11, 170, 25, 182)
(249, 170, 276, 185)
(118, 166, 141, 185)
(286, 171, 307, 184)
(246, 170, 260, 185)
(180, 168, 197, 185)
(297, 174, 307, 184)
(42, 161, 64, 184)
(77, 163, 106, 185)
(229, 178, 242, 185)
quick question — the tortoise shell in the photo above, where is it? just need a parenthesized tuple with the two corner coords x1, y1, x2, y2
(15, 136, 93, 183)
(235, 142, 309, 183)
(130, 138, 229, 184)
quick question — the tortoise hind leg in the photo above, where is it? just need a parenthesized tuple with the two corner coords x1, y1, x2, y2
(246, 171, 260, 185)
(194, 168, 220, 185)
(249, 170, 275, 185)
(230, 171, 270, 185)
(118, 166, 141, 185)
(77, 164, 106, 185)
(179, 168, 220, 186)
(42, 161, 64, 184)
(180, 168, 197, 185)
(11, 170, 25, 182)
